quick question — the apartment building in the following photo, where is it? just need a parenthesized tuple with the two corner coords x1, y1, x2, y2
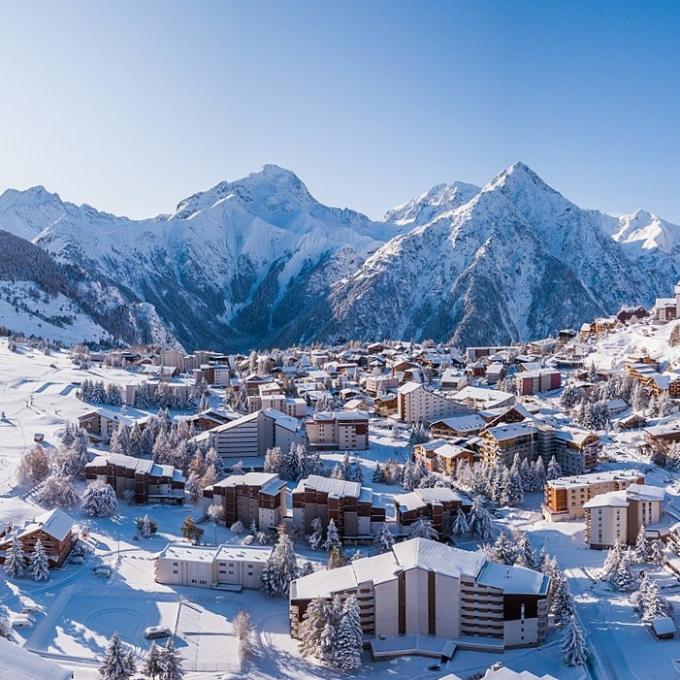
(364, 374, 398, 396)
(260, 394, 307, 418)
(514, 369, 561, 396)
(193, 364, 231, 386)
(305, 411, 369, 450)
(413, 440, 475, 476)
(451, 386, 515, 411)
(155, 543, 271, 589)
(291, 475, 385, 539)
(85, 453, 186, 504)
(397, 382, 471, 424)
(584, 483, 665, 549)
(0, 508, 75, 568)
(542, 469, 644, 521)
(394, 487, 472, 536)
(289, 538, 549, 649)
(202, 472, 287, 531)
(195, 408, 297, 464)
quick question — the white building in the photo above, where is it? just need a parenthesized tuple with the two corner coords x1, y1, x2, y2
(195, 408, 297, 464)
(155, 543, 272, 589)
(451, 385, 515, 410)
(289, 538, 549, 649)
(305, 411, 369, 450)
(584, 483, 665, 549)
(397, 382, 471, 424)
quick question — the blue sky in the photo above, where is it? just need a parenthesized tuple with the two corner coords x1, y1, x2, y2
(1, 1, 679, 221)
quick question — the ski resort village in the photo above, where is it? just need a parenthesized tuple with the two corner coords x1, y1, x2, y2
(9, 286, 680, 680)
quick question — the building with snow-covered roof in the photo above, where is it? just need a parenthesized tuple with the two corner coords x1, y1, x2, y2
(0, 508, 75, 568)
(413, 440, 475, 476)
(77, 407, 136, 444)
(85, 452, 185, 504)
(291, 474, 385, 539)
(514, 369, 561, 395)
(289, 538, 549, 649)
(430, 413, 487, 439)
(305, 410, 369, 450)
(194, 408, 298, 464)
(543, 469, 644, 521)
(451, 385, 515, 411)
(202, 472, 287, 531)
(155, 543, 272, 589)
(397, 382, 471, 424)
(584, 483, 665, 549)
(394, 487, 472, 536)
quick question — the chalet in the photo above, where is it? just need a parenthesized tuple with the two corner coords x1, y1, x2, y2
(393, 488, 472, 535)
(174, 409, 236, 432)
(0, 509, 75, 568)
(77, 407, 135, 444)
(645, 420, 680, 449)
(202, 472, 287, 531)
(291, 475, 385, 540)
(430, 413, 487, 439)
(374, 392, 398, 417)
(85, 453, 185, 504)
(413, 440, 475, 476)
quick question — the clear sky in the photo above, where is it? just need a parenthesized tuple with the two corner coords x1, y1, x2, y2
(1, 0, 679, 222)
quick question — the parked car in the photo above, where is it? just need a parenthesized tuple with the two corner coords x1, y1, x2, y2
(93, 565, 112, 578)
(70, 555, 85, 565)
(11, 615, 34, 628)
(144, 625, 171, 640)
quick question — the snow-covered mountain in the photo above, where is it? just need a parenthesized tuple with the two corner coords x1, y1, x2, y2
(0, 166, 395, 349)
(306, 162, 680, 347)
(0, 161, 678, 350)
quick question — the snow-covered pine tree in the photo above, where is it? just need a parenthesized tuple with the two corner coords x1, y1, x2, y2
(550, 571, 575, 626)
(610, 558, 633, 592)
(82, 482, 119, 517)
(546, 455, 563, 480)
(408, 517, 439, 540)
(36, 473, 79, 508)
(506, 467, 524, 507)
(467, 497, 494, 540)
(30, 538, 49, 581)
(159, 637, 183, 680)
(491, 533, 515, 565)
(401, 461, 414, 491)
(318, 619, 337, 667)
(335, 594, 363, 671)
(298, 597, 332, 658)
(632, 525, 650, 563)
(308, 517, 324, 550)
(140, 514, 152, 538)
(637, 573, 669, 622)
(601, 539, 624, 581)
(323, 518, 341, 551)
(533, 457, 547, 490)
(261, 525, 299, 596)
(263, 446, 284, 475)
(649, 538, 665, 565)
(451, 507, 469, 538)
(514, 533, 536, 569)
(141, 642, 163, 680)
(561, 613, 588, 666)
(373, 524, 395, 553)
(4, 535, 26, 577)
(97, 632, 136, 680)
(373, 463, 385, 483)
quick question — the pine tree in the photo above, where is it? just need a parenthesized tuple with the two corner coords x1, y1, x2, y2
(632, 525, 650, 563)
(233, 609, 254, 665)
(261, 525, 299, 596)
(97, 632, 136, 680)
(318, 619, 337, 666)
(82, 482, 119, 517)
(335, 594, 363, 671)
(546, 455, 563, 480)
(308, 517, 324, 550)
(323, 518, 342, 551)
(492, 533, 515, 565)
(408, 517, 439, 540)
(372, 463, 385, 483)
(550, 571, 575, 626)
(561, 614, 588, 666)
(451, 507, 469, 538)
(514, 533, 536, 569)
(601, 539, 624, 582)
(610, 558, 633, 592)
(30, 538, 50, 581)
(468, 497, 494, 540)
(401, 461, 414, 491)
(638, 573, 669, 622)
(533, 457, 547, 490)
(650, 539, 665, 565)
(299, 598, 332, 658)
(4, 535, 25, 577)
(373, 524, 395, 553)
(141, 642, 164, 680)
(159, 637, 183, 680)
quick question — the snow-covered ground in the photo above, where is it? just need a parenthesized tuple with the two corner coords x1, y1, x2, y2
(3, 335, 680, 679)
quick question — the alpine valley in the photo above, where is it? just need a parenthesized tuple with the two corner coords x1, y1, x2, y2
(1, 161, 679, 351)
